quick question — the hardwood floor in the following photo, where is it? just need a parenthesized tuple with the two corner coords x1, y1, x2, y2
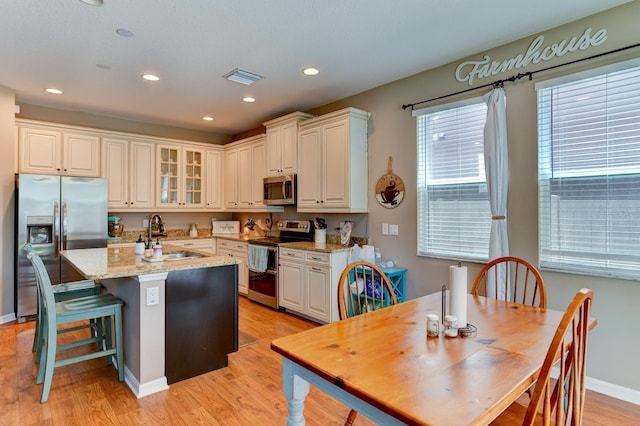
(1, 296, 638, 425)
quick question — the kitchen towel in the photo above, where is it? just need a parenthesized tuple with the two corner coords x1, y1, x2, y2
(248, 245, 268, 273)
(449, 264, 468, 328)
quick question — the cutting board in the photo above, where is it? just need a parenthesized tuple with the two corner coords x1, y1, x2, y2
(211, 221, 240, 234)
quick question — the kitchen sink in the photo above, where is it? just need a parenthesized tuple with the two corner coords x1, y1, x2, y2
(162, 250, 204, 260)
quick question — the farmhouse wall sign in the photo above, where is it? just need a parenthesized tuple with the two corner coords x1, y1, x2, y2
(455, 27, 608, 85)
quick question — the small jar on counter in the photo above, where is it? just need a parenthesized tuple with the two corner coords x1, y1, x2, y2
(427, 314, 440, 337)
(444, 315, 458, 337)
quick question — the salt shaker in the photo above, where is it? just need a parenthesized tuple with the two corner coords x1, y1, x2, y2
(444, 315, 458, 337)
(427, 314, 440, 337)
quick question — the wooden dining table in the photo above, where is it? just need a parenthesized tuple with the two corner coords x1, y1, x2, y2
(271, 292, 596, 425)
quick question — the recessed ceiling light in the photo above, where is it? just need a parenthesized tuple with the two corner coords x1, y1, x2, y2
(116, 28, 135, 38)
(142, 74, 159, 81)
(45, 88, 63, 95)
(80, 0, 103, 5)
(242, 97, 256, 103)
(202, 116, 214, 121)
(303, 67, 319, 76)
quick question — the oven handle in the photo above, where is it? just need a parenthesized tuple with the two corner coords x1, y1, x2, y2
(248, 244, 278, 253)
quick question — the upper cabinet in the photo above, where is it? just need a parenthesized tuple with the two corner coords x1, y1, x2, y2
(102, 137, 155, 210)
(18, 125, 100, 177)
(156, 145, 206, 208)
(297, 108, 370, 213)
(263, 112, 314, 176)
(205, 149, 224, 210)
(224, 134, 282, 212)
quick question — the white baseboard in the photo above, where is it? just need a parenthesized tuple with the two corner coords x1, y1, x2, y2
(551, 367, 640, 405)
(124, 365, 169, 398)
(0, 312, 17, 324)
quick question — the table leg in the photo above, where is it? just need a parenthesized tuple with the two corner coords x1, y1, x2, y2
(282, 359, 310, 426)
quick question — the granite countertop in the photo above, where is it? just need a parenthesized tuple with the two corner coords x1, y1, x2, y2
(60, 244, 240, 280)
(278, 241, 351, 253)
(108, 230, 360, 253)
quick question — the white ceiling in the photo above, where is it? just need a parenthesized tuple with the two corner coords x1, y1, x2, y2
(0, 0, 630, 135)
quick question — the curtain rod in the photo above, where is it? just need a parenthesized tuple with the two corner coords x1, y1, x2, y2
(401, 42, 640, 111)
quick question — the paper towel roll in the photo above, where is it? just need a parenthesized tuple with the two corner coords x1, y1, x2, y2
(449, 265, 468, 328)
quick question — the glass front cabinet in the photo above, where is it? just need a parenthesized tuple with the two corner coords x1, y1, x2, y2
(157, 145, 205, 208)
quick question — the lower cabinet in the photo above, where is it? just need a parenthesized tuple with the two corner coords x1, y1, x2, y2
(216, 239, 248, 295)
(278, 247, 348, 323)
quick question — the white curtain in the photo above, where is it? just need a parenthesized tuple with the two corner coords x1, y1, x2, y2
(483, 87, 509, 299)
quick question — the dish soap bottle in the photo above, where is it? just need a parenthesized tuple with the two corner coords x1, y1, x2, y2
(135, 234, 145, 255)
(153, 239, 163, 258)
(145, 239, 153, 258)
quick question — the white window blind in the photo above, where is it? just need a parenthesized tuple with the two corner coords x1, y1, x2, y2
(415, 100, 490, 260)
(537, 60, 640, 280)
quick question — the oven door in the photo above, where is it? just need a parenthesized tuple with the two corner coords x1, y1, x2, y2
(248, 246, 279, 309)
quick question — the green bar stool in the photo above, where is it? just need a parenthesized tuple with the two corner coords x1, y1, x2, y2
(26, 250, 125, 403)
(24, 244, 103, 361)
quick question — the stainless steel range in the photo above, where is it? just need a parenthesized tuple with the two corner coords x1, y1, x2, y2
(247, 219, 314, 308)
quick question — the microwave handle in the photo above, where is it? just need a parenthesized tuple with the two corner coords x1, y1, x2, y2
(282, 181, 288, 198)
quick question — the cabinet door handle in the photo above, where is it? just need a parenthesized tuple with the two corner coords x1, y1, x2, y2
(311, 267, 322, 271)
(310, 256, 322, 261)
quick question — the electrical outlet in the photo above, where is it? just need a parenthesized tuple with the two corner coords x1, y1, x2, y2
(389, 224, 399, 236)
(146, 286, 159, 306)
(143, 219, 149, 228)
(382, 223, 389, 235)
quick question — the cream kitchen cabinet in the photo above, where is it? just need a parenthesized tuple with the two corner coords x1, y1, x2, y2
(224, 134, 280, 211)
(297, 108, 370, 213)
(156, 145, 205, 208)
(205, 149, 224, 210)
(216, 239, 248, 294)
(223, 148, 239, 209)
(237, 141, 265, 209)
(102, 137, 155, 210)
(18, 125, 101, 177)
(263, 111, 314, 176)
(278, 247, 348, 323)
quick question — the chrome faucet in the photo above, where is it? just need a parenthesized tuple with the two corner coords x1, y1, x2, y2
(148, 214, 166, 240)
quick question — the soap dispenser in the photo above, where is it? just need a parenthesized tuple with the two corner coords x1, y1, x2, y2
(153, 238, 163, 258)
(135, 234, 145, 255)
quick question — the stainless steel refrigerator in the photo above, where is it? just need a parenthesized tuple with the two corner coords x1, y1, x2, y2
(14, 173, 108, 321)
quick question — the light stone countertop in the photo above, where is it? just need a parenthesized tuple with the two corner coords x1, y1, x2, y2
(108, 231, 356, 253)
(61, 244, 240, 280)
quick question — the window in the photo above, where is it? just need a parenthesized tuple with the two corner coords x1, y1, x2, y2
(414, 98, 490, 260)
(537, 59, 640, 280)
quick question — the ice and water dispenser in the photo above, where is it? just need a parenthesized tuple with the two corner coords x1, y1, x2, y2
(26, 216, 53, 245)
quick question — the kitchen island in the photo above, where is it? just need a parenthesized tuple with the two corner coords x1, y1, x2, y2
(60, 245, 241, 398)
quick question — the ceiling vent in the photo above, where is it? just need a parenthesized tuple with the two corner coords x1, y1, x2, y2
(223, 68, 263, 85)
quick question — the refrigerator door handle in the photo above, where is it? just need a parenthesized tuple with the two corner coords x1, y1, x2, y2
(62, 201, 68, 251)
(54, 201, 60, 257)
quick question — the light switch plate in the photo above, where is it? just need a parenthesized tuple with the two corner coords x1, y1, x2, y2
(382, 223, 389, 235)
(389, 224, 399, 236)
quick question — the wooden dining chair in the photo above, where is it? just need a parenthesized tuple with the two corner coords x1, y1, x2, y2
(492, 288, 594, 426)
(471, 256, 547, 308)
(337, 261, 399, 425)
(26, 250, 125, 403)
(23, 244, 103, 360)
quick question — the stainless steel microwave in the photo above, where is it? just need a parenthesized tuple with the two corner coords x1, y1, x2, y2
(263, 174, 296, 205)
